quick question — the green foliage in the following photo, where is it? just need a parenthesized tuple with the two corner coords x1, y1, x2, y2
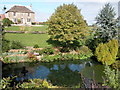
(117, 46, 120, 59)
(33, 44, 39, 48)
(3, 55, 28, 63)
(0, 77, 11, 89)
(0, 77, 16, 89)
(38, 47, 55, 55)
(112, 61, 120, 69)
(17, 19, 21, 24)
(95, 3, 118, 42)
(10, 41, 25, 49)
(103, 65, 120, 89)
(77, 46, 93, 56)
(41, 52, 92, 62)
(2, 39, 10, 52)
(95, 39, 118, 65)
(48, 4, 89, 49)
(1, 26, 10, 52)
(18, 79, 52, 88)
(2, 18, 13, 27)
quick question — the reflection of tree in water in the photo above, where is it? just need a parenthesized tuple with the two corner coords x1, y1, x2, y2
(48, 65, 82, 87)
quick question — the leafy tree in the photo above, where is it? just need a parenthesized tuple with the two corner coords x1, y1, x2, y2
(2, 18, 13, 27)
(95, 39, 118, 65)
(95, 3, 118, 42)
(47, 4, 89, 50)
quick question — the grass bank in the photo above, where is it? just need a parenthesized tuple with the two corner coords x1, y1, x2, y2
(5, 33, 50, 47)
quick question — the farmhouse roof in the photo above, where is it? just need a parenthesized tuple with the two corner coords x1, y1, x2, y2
(6, 5, 34, 13)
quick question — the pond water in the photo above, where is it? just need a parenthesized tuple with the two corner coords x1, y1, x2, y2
(2, 59, 105, 87)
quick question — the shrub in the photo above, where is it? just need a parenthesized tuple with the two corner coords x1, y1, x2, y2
(38, 47, 55, 55)
(27, 52, 38, 61)
(31, 22, 36, 25)
(2, 39, 10, 52)
(112, 61, 120, 69)
(0, 77, 16, 89)
(77, 46, 93, 55)
(95, 39, 118, 65)
(18, 79, 52, 88)
(41, 52, 92, 62)
(10, 41, 25, 49)
(103, 65, 119, 89)
(33, 44, 39, 48)
(2, 18, 13, 27)
(117, 46, 120, 59)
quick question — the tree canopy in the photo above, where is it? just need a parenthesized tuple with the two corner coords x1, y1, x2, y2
(95, 3, 118, 42)
(47, 4, 89, 50)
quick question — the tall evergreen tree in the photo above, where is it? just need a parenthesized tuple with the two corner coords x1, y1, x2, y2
(95, 3, 118, 42)
(47, 4, 89, 50)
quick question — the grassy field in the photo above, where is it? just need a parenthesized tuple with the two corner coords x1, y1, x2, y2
(5, 33, 51, 47)
(5, 25, 48, 32)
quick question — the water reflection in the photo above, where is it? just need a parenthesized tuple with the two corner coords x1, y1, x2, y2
(2, 60, 104, 86)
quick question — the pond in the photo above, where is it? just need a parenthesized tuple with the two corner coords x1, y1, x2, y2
(2, 59, 105, 87)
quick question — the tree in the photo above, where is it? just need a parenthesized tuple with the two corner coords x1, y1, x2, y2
(2, 18, 13, 27)
(95, 3, 118, 43)
(0, 25, 10, 52)
(95, 39, 118, 65)
(47, 4, 89, 50)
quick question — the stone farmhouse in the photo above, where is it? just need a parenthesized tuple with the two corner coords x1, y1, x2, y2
(5, 5, 35, 25)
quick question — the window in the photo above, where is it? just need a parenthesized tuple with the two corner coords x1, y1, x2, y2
(0, 16, 1, 19)
(27, 18, 31, 22)
(14, 18, 17, 23)
(28, 13, 30, 16)
(13, 12, 16, 16)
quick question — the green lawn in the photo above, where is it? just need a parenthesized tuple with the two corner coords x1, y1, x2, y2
(5, 25, 48, 32)
(5, 33, 51, 47)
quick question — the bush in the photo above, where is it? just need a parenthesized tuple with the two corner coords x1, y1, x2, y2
(117, 46, 120, 59)
(2, 39, 10, 52)
(33, 44, 39, 48)
(112, 61, 120, 69)
(27, 52, 38, 61)
(10, 41, 25, 49)
(18, 79, 52, 88)
(38, 47, 55, 55)
(41, 52, 92, 62)
(103, 65, 119, 89)
(2, 18, 13, 27)
(95, 39, 118, 65)
(32, 22, 36, 25)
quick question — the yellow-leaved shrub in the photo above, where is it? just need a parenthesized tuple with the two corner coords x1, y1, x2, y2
(95, 39, 118, 65)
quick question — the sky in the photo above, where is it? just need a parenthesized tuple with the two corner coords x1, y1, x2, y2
(0, 0, 119, 25)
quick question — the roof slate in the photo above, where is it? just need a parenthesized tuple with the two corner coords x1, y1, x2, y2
(6, 5, 34, 13)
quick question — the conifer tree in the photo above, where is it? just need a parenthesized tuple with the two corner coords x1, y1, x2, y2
(95, 3, 118, 42)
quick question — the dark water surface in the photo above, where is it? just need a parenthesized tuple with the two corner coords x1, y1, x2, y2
(2, 59, 105, 87)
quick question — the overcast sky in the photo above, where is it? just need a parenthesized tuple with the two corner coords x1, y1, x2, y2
(0, 0, 119, 25)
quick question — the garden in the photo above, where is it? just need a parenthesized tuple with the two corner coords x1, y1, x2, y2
(1, 3, 120, 89)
